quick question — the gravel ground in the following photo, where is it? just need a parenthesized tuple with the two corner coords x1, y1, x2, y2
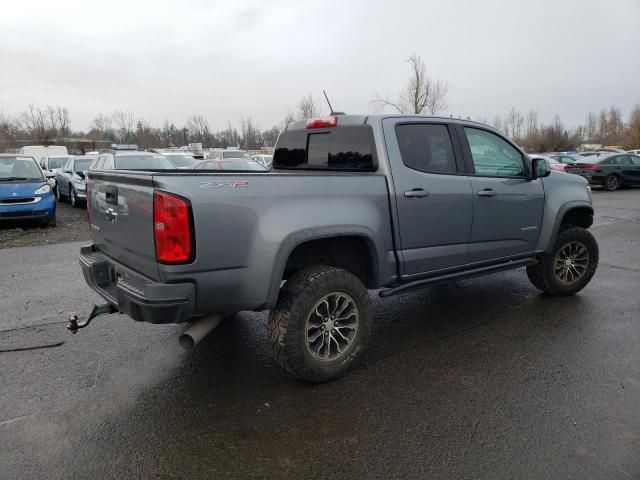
(0, 200, 90, 249)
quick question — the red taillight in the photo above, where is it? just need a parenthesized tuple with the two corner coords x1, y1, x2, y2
(306, 116, 338, 129)
(153, 191, 193, 264)
(581, 164, 598, 171)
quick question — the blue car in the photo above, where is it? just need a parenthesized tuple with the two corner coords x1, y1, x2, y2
(0, 154, 56, 226)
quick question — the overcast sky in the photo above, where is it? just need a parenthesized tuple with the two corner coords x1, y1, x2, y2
(1, 0, 639, 132)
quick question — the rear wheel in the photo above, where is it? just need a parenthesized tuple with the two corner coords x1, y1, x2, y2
(526, 227, 598, 296)
(604, 174, 619, 191)
(268, 265, 372, 382)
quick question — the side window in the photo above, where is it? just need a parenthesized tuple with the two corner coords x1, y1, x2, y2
(464, 127, 525, 177)
(395, 123, 457, 174)
(631, 155, 640, 166)
(618, 155, 632, 165)
(104, 155, 114, 169)
(599, 156, 613, 165)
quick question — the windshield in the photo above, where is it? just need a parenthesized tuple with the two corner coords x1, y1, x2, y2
(166, 154, 196, 167)
(48, 157, 68, 169)
(114, 154, 176, 170)
(222, 151, 250, 159)
(0, 156, 44, 181)
(74, 159, 93, 172)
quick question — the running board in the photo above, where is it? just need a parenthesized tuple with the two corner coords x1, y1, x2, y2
(379, 258, 537, 298)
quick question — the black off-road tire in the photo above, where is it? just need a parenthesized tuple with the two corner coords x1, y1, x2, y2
(526, 227, 598, 296)
(268, 265, 372, 383)
(604, 174, 620, 191)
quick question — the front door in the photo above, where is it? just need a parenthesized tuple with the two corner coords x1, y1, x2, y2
(458, 126, 545, 263)
(383, 119, 473, 276)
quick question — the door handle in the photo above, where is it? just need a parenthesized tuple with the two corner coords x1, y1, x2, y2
(404, 188, 430, 198)
(477, 188, 497, 197)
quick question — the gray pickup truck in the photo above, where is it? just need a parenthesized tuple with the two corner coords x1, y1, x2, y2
(78, 114, 598, 382)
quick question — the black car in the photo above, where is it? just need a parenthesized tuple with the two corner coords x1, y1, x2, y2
(564, 153, 640, 191)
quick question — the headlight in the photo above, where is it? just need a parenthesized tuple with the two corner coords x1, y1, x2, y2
(73, 179, 86, 190)
(34, 184, 51, 195)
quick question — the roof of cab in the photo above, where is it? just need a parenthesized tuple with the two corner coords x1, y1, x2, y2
(284, 114, 496, 131)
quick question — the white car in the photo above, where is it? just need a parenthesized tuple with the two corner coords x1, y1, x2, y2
(252, 154, 273, 170)
(627, 149, 640, 155)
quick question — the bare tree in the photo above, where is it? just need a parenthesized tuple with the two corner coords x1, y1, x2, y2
(525, 110, 539, 139)
(297, 94, 319, 120)
(93, 113, 113, 133)
(281, 111, 296, 129)
(372, 53, 448, 115)
(113, 110, 136, 143)
(585, 112, 597, 142)
(240, 117, 261, 150)
(187, 114, 209, 142)
(56, 107, 70, 136)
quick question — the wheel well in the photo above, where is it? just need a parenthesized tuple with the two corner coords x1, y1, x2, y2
(283, 236, 376, 288)
(561, 207, 593, 230)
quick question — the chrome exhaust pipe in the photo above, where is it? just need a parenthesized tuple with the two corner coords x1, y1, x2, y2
(179, 314, 222, 350)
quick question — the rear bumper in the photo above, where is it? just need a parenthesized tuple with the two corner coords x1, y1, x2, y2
(79, 245, 195, 324)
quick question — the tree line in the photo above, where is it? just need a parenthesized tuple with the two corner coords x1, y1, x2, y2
(1, 53, 639, 151)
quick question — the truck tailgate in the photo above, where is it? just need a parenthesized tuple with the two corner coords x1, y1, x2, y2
(88, 171, 160, 280)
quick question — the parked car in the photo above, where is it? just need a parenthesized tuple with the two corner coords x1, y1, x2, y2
(0, 154, 56, 226)
(208, 149, 252, 160)
(564, 153, 640, 190)
(194, 159, 268, 171)
(89, 150, 176, 171)
(40, 155, 70, 174)
(627, 149, 640, 156)
(55, 155, 96, 207)
(150, 149, 197, 169)
(76, 114, 598, 383)
(547, 153, 579, 164)
(252, 154, 273, 169)
(529, 154, 566, 172)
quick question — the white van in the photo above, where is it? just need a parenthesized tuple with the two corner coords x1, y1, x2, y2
(19, 145, 68, 164)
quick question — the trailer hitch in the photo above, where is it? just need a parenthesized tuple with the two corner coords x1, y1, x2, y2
(67, 303, 118, 334)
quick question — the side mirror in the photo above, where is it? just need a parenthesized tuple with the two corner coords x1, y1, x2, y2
(531, 158, 551, 179)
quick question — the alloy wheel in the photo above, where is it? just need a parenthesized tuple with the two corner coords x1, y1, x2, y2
(305, 292, 359, 362)
(553, 241, 589, 284)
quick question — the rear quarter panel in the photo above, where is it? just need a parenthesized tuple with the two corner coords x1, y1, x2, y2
(154, 172, 396, 313)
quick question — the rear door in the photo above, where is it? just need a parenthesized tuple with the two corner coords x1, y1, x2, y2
(457, 125, 544, 263)
(89, 171, 160, 280)
(383, 118, 473, 276)
(616, 155, 638, 183)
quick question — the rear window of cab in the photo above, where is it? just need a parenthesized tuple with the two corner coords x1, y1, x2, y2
(274, 126, 377, 171)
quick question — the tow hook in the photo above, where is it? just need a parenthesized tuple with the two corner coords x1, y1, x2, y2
(67, 303, 118, 334)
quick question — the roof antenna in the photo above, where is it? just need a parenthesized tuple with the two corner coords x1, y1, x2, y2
(323, 90, 345, 115)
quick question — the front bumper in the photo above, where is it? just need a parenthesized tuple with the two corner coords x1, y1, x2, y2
(0, 194, 56, 221)
(79, 245, 195, 324)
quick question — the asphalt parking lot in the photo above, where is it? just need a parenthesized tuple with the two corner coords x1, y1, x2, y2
(1, 189, 639, 479)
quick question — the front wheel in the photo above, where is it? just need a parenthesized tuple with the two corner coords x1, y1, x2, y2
(268, 265, 372, 382)
(70, 187, 80, 208)
(526, 227, 598, 296)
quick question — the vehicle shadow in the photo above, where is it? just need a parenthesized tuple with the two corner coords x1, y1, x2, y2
(58, 269, 596, 478)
